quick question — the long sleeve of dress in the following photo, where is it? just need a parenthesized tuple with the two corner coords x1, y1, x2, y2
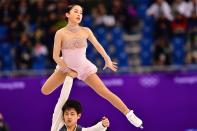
(51, 76, 73, 131)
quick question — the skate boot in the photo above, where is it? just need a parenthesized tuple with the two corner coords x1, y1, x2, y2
(126, 110, 143, 129)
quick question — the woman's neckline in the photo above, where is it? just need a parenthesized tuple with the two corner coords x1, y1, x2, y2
(65, 24, 81, 33)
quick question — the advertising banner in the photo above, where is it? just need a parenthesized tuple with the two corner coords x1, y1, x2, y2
(0, 72, 197, 131)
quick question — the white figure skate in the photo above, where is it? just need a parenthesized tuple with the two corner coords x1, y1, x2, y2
(126, 110, 143, 129)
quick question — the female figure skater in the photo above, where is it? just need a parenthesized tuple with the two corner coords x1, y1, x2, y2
(41, 4, 143, 128)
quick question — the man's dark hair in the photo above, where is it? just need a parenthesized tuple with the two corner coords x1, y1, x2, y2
(62, 99, 82, 114)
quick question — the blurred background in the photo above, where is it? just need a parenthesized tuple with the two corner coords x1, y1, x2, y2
(0, 0, 197, 131)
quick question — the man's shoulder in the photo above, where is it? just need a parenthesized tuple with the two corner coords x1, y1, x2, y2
(59, 125, 83, 131)
(76, 125, 83, 131)
(59, 125, 66, 131)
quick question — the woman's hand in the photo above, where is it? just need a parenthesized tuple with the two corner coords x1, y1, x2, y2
(103, 58, 118, 72)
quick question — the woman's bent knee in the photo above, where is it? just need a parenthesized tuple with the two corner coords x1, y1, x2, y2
(41, 87, 51, 95)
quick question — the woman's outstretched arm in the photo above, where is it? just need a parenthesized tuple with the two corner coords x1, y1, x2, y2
(85, 27, 118, 71)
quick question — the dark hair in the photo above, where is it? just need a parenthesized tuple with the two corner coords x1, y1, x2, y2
(65, 4, 83, 13)
(62, 99, 82, 114)
(64, 4, 83, 21)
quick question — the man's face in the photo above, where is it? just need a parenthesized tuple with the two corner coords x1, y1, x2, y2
(63, 108, 81, 127)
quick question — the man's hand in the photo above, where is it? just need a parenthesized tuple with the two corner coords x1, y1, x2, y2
(101, 116, 110, 128)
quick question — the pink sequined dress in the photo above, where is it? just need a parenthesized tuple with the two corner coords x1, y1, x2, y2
(61, 27, 97, 81)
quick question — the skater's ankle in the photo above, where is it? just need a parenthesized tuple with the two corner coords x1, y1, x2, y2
(124, 109, 132, 116)
(126, 110, 143, 128)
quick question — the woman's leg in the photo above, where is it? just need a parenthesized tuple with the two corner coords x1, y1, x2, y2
(41, 70, 67, 95)
(84, 73, 130, 115)
(84, 73, 143, 128)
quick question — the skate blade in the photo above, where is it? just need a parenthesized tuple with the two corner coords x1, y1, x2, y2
(139, 125, 144, 129)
